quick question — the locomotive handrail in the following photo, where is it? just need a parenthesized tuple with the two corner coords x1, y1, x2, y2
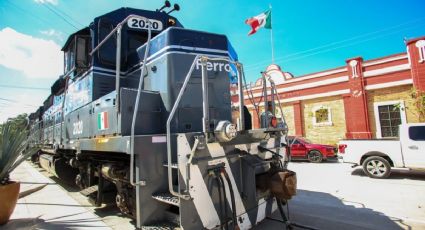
(90, 14, 152, 115)
(200, 56, 210, 133)
(237, 63, 246, 130)
(89, 14, 149, 56)
(85, 14, 153, 189)
(166, 55, 245, 200)
(166, 55, 201, 200)
(129, 17, 152, 187)
(196, 57, 245, 130)
(60, 74, 71, 146)
(267, 76, 288, 130)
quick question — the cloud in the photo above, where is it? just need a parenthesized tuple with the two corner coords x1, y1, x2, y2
(0, 27, 63, 79)
(40, 29, 64, 41)
(34, 0, 58, 5)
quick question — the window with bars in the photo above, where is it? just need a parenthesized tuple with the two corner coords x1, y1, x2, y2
(378, 104, 401, 137)
(312, 106, 332, 126)
(315, 108, 329, 123)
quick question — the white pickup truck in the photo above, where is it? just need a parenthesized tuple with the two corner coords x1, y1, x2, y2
(339, 123, 425, 178)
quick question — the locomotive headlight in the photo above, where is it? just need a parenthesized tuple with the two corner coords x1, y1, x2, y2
(214, 120, 237, 142)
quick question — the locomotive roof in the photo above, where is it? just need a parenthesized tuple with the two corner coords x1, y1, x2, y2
(61, 27, 90, 51)
(61, 7, 182, 51)
(51, 76, 66, 95)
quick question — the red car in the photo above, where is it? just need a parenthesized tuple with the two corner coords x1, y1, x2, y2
(287, 136, 337, 163)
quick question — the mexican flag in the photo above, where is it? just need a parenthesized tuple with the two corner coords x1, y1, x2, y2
(97, 111, 109, 130)
(245, 9, 272, 35)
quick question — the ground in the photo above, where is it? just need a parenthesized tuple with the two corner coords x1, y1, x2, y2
(4, 160, 425, 230)
(260, 160, 425, 230)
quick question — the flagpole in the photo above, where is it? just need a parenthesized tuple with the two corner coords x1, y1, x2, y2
(269, 4, 275, 64)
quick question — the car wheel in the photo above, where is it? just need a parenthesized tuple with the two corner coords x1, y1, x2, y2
(362, 156, 391, 179)
(308, 150, 323, 163)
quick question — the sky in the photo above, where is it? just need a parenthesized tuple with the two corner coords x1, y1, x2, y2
(0, 0, 425, 122)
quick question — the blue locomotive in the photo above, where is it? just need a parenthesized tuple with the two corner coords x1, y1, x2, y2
(27, 2, 295, 229)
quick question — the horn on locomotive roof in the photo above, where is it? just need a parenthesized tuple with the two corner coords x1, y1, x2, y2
(166, 3, 180, 15)
(157, 1, 171, 12)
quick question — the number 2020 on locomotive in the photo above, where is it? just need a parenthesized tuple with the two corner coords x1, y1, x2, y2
(127, 17, 163, 31)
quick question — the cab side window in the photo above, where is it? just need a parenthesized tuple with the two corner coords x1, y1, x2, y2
(76, 36, 90, 68)
(64, 35, 91, 77)
(64, 41, 75, 74)
(98, 20, 116, 66)
(409, 126, 425, 141)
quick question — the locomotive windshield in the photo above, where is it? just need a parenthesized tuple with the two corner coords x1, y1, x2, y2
(75, 36, 90, 68)
(128, 31, 151, 52)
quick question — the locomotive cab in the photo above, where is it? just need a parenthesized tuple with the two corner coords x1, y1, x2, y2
(60, 8, 183, 81)
(92, 8, 182, 72)
(62, 28, 91, 79)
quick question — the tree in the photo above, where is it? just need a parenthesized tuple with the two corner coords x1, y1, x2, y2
(410, 88, 425, 122)
(0, 113, 38, 185)
(0, 113, 28, 134)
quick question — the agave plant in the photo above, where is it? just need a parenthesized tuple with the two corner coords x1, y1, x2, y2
(0, 120, 39, 185)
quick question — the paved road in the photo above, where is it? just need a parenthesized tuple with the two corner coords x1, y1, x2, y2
(261, 160, 425, 230)
(44, 160, 425, 229)
(7, 160, 425, 230)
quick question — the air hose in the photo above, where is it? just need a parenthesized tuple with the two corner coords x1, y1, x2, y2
(217, 174, 229, 230)
(221, 170, 237, 230)
(210, 166, 228, 230)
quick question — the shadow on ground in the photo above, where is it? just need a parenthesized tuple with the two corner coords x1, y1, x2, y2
(93, 205, 137, 228)
(4, 212, 109, 230)
(351, 168, 425, 181)
(11, 162, 417, 230)
(254, 189, 411, 230)
(17, 163, 135, 229)
(45, 174, 81, 192)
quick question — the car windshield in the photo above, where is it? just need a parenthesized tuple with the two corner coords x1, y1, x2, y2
(298, 137, 312, 144)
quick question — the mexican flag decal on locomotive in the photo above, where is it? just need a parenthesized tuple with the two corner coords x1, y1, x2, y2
(97, 111, 109, 130)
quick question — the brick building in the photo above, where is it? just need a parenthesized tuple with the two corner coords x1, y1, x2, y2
(234, 35, 425, 145)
